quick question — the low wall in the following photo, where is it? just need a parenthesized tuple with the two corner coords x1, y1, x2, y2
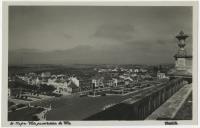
(85, 78, 184, 120)
(146, 83, 192, 120)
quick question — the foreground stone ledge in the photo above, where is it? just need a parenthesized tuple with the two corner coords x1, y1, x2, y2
(146, 83, 192, 120)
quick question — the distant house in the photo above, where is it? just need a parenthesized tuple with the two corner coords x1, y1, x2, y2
(125, 80, 130, 86)
(67, 80, 80, 93)
(53, 76, 80, 95)
(28, 72, 37, 76)
(144, 73, 152, 79)
(69, 76, 79, 87)
(111, 78, 118, 87)
(131, 73, 137, 78)
(47, 78, 57, 86)
(91, 76, 104, 88)
(36, 77, 41, 86)
(41, 72, 51, 78)
(41, 78, 48, 85)
(119, 75, 133, 82)
(98, 69, 107, 73)
(92, 79, 98, 88)
(157, 71, 168, 79)
(141, 69, 148, 73)
(134, 69, 139, 73)
(111, 68, 118, 72)
(129, 69, 133, 73)
(53, 83, 72, 95)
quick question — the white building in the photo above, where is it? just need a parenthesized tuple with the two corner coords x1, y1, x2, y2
(134, 69, 139, 73)
(92, 79, 98, 88)
(53, 76, 80, 95)
(131, 73, 137, 77)
(69, 76, 79, 87)
(47, 78, 57, 86)
(157, 72, 168, 79)
(119, 75, 133, 81)
(41, 72, 51, 78)
(91, 77, 104, 88)
(36, 77, 41, 85)
(112, 78, 118, 87)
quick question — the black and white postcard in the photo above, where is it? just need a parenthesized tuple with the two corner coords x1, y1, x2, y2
(1, 1, 198, 127)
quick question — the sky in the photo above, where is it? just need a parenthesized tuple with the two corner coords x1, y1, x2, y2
(8, 6, 193, 65)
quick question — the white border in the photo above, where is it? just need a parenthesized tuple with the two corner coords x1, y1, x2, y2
(1, 0, 199, 127)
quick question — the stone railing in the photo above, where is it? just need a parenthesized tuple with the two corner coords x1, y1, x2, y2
(85, 78, 184, 120)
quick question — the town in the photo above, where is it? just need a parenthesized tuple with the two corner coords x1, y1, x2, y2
(8, 64, 173, 120)
(8, 31, 193, 121)
(8, 64, 171, 96)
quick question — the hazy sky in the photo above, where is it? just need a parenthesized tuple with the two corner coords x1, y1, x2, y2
(9, 6, 192, 65)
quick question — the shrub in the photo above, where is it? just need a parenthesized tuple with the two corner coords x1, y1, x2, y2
(16, 104, 26, 108)
(11, 107, 16, 112)
(8, 101, 15, 107)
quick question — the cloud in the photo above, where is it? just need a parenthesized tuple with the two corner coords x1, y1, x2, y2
(156, 40, 168, 45)
(125, 40, 153, 50)
(93, 23, 135, 41)
(9, 42, 177, 65)
(62, 33, 72, 39)
(9, 45, 94, 65)
(9, 48, 43, 53)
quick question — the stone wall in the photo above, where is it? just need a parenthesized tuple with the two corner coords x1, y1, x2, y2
(85, 78, 184, 120)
